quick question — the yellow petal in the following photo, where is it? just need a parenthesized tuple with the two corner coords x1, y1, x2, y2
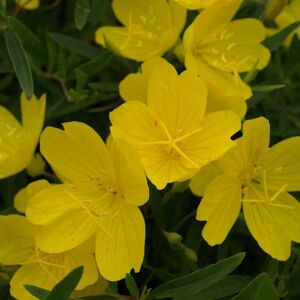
(96, 26, 162, 61)
(14, 180, 50, 213)
(27, 184, 82, 225)
(35, 209, 97, 253)
(184, 54, 252, 101)
(197, 174, 242, 245)
(110, 101, 167, 147)
(26, 153, 46, 178)
(73, 276, 108, 298)
(112, 0, 172, 30)
(21, 93, 46, 147)
(95, 202, 145, 281)
(40, 122, 111, 184)
(243, 185, 300, 260)
(189, 162, 221, 196)
(95, 0, 186, 61)
(181, 110, 241, 168)
(263, 137, 300, 191)
(148, 69, 207, 137)
(174, 0, 217, 9)
(0, 106, 25, 178)
(109, 139, 149, 206)
(219, 117, 270, 174)
(10, 240, 98, 300)
(119, 57, 173, 103)
(184, 0, 242, 43)
(0, 215, 35, 265)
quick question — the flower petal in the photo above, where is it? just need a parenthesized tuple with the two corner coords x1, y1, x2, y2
(95, 202, 145, 281)
(148, 68, 207, 137)
(0, 215, 35, 265)
(263, 137, 300, 191)
(14, 180, 50, 213)
(197, 174, 242, 245)
(181, 110, 241, 168)
(40, 122, 111, 184)
(109, 139, 149, 206)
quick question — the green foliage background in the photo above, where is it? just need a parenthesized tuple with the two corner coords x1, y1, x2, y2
(0, 0, 300, 299)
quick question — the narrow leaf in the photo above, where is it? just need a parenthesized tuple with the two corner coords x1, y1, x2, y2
(4, 28, 33, 98)
(251, 84, 285, 92)
(8, 16, 46, 66)
(45, 266, 84, 300)
(49, 32, 101, 59)
(25, 285, 49, 300)
(263, 21, 300, 51)
(125, 273, 140, 299)
(231, 273, 279, 300)
(148, 253, 245, 299)
(75, 0, 91, 30)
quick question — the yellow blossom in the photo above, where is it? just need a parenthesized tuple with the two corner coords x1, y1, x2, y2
(95, 0, 186, 61)
(183, 0, 270, 112)
(0, 215, 98, 300)
(0, 93, 46, 179)
(193, 117, 300, 260)
(26, 122, 149, 281)
(110, 63, 241, 189)
(120, 57, 247, 118)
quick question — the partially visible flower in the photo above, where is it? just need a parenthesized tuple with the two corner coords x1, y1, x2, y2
(27, 122, 149, 281)
(272, 0, 300, 46)
(192, 117, 300, 260)
(174, 0, 218, 10)
(0, 93, 46, 179)
(95, 0, 186, 61)
(120, 57, 247, 119)
(111, 63, 241, 189)
(15, 0, 39, 10)
(183, 0, 270, 113)
(0, 215, 98, 300)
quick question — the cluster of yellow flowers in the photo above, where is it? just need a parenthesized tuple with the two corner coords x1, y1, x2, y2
(1, 0, 300, 299)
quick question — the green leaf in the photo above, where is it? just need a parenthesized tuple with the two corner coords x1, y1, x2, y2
(4, 28, 33, 98)
(147, 253, 245, 299)
(76, 50, 113, 77)
(48, 32, 102, 59)
(251, 84, 285, 92)
(7, 16, 46, 66)
(231, 273, 279, 300)
(125, 273, 140, 299)
(177, 275, 252, 300)
(263, 21, 300, 51)
(25, 285, 49, 300)
(75, 0, 91, 30)
(45, 266, 83, 300)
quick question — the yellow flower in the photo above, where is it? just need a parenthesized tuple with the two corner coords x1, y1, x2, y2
(26, 122, 149, 281)
(120, 57, 247, 118)
(194, 117, 300, 260)
(14, 180, 50, 214)
(174, 0, 218, 9)
(183, 0, 270, 112)
(0, 93, 46, 179)
(15, 0, 39, 10)
(110, 63, 241, 190)
(273, 0, 300, 46)
(0, 215, 98, 300)
(95, 0, 186, 61)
